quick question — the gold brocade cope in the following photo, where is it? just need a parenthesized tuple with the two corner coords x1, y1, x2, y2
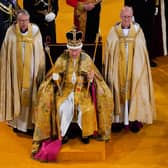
(53, 53, 98, 136)
(115, 23, 138, 103)
(95, 79, 113, 140)
(32, 51, 113, 154)
(16, 23, 33, 106)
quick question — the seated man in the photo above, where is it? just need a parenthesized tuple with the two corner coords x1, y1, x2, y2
(32, 28, 113, 161)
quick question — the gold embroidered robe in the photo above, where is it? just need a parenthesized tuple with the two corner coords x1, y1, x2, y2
(104, 22, 156, 124)
(32, 50, 113, 154)
(0, 23, 45, 130)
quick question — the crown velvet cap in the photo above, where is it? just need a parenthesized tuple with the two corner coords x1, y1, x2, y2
(66, 29, 83, 50)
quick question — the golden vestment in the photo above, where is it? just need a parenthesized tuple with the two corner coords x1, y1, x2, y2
(0, 23, 45, 130)
(104, 22, 156, 124)
(32, 50, 113, 154)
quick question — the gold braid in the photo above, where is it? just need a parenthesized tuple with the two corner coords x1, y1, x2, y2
(0, 2, 13, 22)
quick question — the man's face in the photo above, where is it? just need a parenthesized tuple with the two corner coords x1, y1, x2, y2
(69, 48, 81, 59)
(17, 13, 30, 32)
(120, 10, 133, 28)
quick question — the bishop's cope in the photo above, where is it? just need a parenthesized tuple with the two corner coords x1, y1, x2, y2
(31, 28, 114, 161)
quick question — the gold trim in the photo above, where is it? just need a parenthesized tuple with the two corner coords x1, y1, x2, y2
(0, 2, 13, 15)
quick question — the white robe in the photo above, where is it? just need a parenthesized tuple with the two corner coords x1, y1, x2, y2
(0, 24, 45, 132)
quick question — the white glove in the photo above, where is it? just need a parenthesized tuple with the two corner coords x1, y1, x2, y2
(154, 7, 158, 16)
(45, 12, 56, 22)
(52, 73, 59, 81)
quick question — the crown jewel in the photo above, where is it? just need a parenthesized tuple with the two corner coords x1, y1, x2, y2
(66, 28, 83, 49)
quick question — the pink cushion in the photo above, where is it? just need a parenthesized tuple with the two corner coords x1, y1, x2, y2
(34, 139, 62, 162)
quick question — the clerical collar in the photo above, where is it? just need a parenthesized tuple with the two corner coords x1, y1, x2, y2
(20, 29, 28, 33)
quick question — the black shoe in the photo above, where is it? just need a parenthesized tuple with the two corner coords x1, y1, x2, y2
(150, 60, 157, 67)
(68, 123, 82, 139)
(13, 128, 20, 133)
(62, 135, 69, 144)
(13, 128, 25, 134)
(26, 129, 34, 136)
(111, 123, 123, 133)
(13, 128, 34, 136)
(129, 121, 143, 133)
(81, 136, 90, 144)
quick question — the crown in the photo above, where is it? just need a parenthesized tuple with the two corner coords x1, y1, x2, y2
(66, 28, 83, 50)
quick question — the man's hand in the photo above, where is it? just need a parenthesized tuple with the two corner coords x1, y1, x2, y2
(83, 3, 95, 11)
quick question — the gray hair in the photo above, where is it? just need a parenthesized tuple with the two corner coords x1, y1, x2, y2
(16, 9, 30, 19)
